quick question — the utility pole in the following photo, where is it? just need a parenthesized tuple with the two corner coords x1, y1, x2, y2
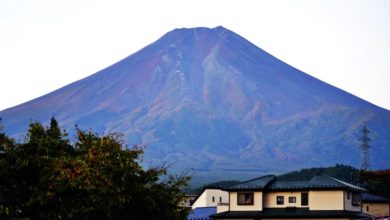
(359, 125, 371, 171)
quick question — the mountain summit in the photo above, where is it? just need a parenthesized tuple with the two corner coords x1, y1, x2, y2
(1, 26, 390, 179)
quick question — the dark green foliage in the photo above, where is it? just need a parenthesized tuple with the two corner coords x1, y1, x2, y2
(0, 118, 190, 219)
(278, 164, 360, 184)
(359, 169, 390, 197)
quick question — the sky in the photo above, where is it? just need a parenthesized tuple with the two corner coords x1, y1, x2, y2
(0, 0, 389, 111)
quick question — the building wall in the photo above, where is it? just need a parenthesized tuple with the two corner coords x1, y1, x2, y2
(343, 191, 361, 212)
(264, 190, 358, 211)
(205, 189, 229, 207)
(228, 190, 361, 211)
(192, 189, 229, 209)
(362, 202, 390, 217)
(309, 190, 344, 210)
(230, 192, 263, 211)
(264, 192, 306, 208)
(191, 190, 207, 209)
(216, 204, 229, 213)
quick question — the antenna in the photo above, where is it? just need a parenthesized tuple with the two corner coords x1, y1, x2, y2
(359, 125, 371, 171)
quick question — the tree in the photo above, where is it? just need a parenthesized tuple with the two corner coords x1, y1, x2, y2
(359, 169, 390, 197)
(0, 118, 190, 219)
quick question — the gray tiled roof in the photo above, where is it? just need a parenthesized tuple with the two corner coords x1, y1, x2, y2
(269, 180, 308, 190)
(188, 207, 216, 220)
(307, 175, 366, 191)
(228, 175, 366, 191)
(362, 192, 390, 203)
(227, 175, 276, 190)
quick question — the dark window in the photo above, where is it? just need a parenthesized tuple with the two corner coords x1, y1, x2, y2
(301, 192, 308, 206)
(289, 196, 296, 203)
(277, 196, 284, 205)
(237, 192, 254, 205)
(347, 192, 351, 200)
(366, 205, 369, 211)
(212, 196, 215, 202)
(219, 197, 222, 203)
(352, 193, 361, 206)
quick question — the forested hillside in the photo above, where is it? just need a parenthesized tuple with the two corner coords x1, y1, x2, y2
(278, 164, 360, 183)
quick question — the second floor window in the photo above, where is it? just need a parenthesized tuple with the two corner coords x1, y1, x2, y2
(277, 196, 284, 205)
(237, 192, 254, 205)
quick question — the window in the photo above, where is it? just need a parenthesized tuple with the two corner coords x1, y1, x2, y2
(289, 196, 296, 203)
(366, 205, 369, 212)
(301, 192, 308, 206)
(277, 196, 284, 205)
(237, 192, 254, 205)
(212, 196, 215, 202)
(219, 197, 222, 203)
(352, 193, 361, 206)
(347, 192, 351, 200)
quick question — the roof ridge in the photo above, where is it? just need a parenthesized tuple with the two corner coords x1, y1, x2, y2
(228, 175, 277, 188)
(238, 175, 277, 184)
(227, 175, 277, 190)
(324, 175, 357, 187)
(313, 175, 366, 191)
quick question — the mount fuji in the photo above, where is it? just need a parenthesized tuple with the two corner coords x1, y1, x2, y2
(1, 26, 389, 180)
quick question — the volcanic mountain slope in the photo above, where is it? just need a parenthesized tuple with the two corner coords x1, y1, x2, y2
(1, 26, 390, 179)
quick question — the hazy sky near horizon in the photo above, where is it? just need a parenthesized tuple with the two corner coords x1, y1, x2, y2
(1, 0, 389, 111)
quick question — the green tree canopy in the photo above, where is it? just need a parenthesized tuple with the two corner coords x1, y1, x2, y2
(359, 169, 390, 197)
(0, 118, 190, 219)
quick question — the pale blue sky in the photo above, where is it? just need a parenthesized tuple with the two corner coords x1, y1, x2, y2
(1, 0, 389, 110)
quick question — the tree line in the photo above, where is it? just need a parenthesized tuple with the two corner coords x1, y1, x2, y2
(0, 118, 190, 219)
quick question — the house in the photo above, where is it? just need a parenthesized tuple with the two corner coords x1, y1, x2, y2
(212, 175, 371, 220)
(182, 194, 198, 208)
(187, 187, 229, 220)
(191, 187, 229, 209)
(362, 192, 390, 217)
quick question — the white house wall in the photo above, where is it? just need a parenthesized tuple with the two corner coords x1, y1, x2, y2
(192, 189, 229, 209)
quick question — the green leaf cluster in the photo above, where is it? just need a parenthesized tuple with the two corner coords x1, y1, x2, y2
(0, 118, 190, 219)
